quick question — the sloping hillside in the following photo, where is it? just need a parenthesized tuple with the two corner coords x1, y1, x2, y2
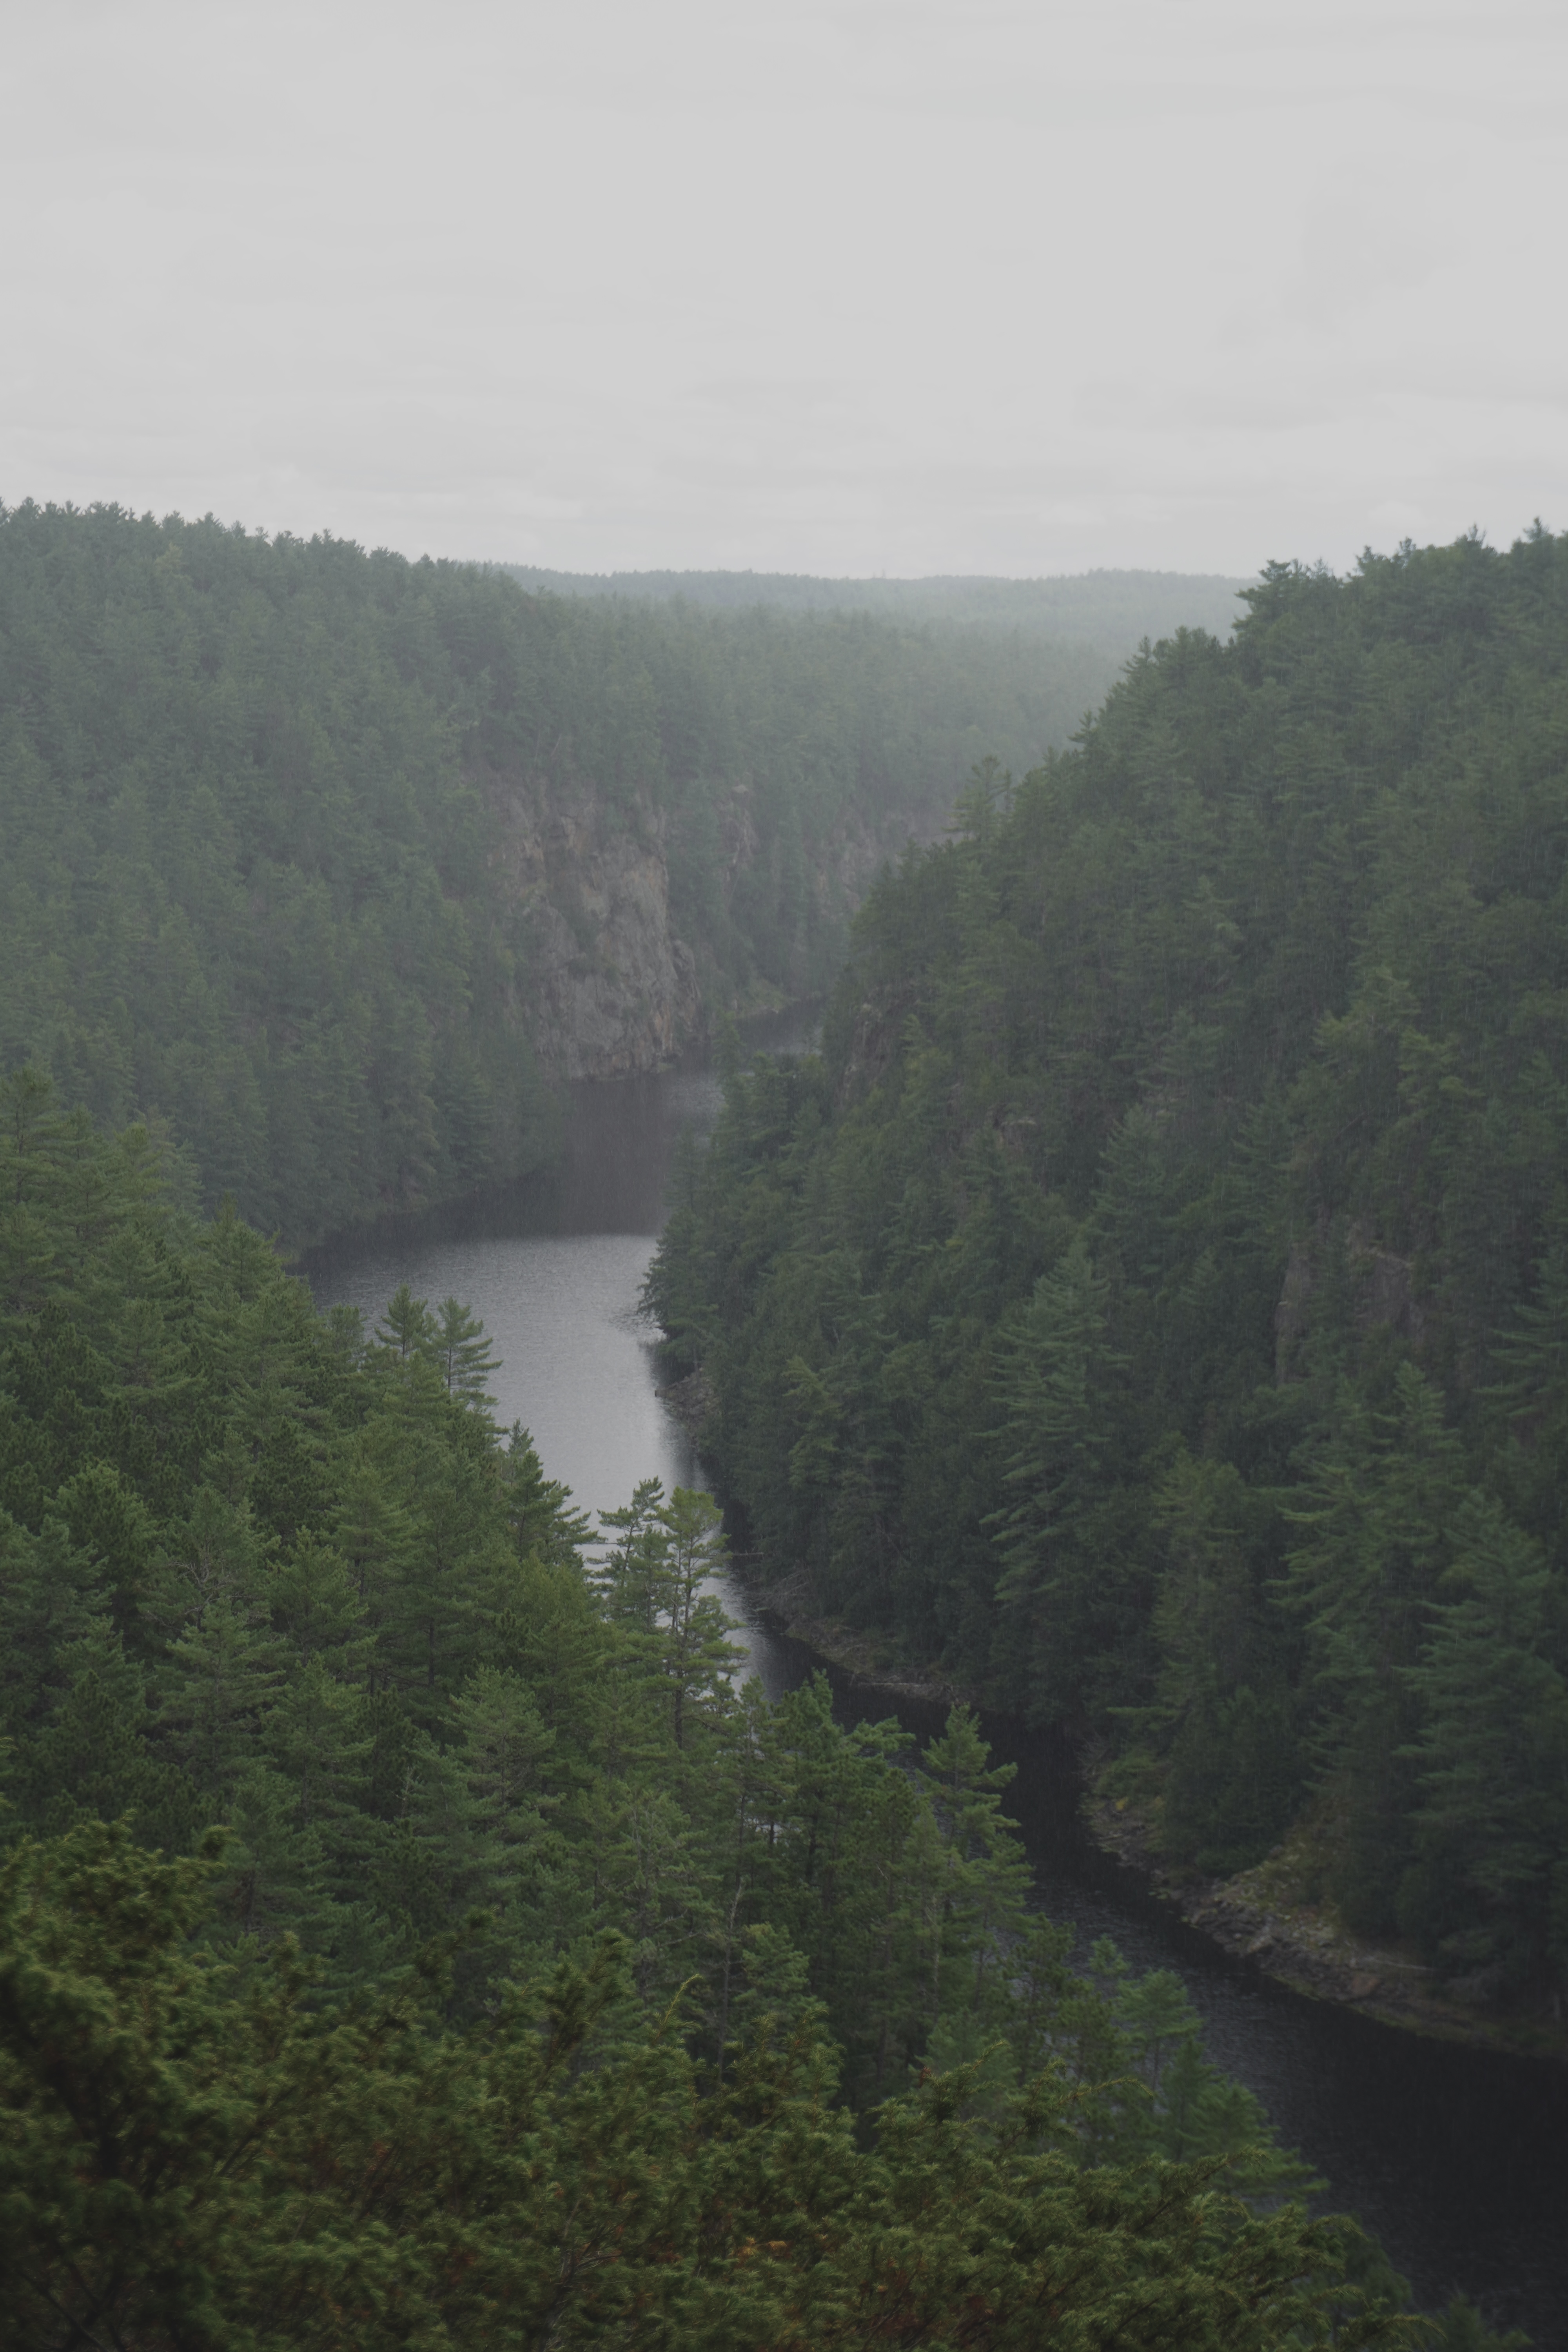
(651, 527, 1568, 2016)
(2, 506, 1201, 1245)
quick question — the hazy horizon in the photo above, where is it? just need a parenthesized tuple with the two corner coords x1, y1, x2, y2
(4, 2, 1564, 579)
(494, 561, 1249, 584)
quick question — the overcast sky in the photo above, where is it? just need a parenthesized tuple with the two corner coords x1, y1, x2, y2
(3, 0, 1563, 580)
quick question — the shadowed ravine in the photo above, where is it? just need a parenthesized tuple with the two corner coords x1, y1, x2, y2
(304, 1022, 1568, 2345)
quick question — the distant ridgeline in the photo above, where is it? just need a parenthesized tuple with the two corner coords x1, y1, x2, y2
(501, 561, 1247, 641)
(650, 528, 1568, 2018)
(0, 505, 1239, 1251)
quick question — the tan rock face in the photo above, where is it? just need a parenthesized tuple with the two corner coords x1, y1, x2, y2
(486, 775, 703, 1080)
(479, 758, 911, 1082)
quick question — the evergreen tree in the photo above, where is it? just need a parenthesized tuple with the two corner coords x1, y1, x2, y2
(650, 522, 1568, 2022)
(917, 1705, 1033, 2017)
(0, 1510, 109, 1744)
(653, 1484, 741, 1751)
(987, 1234, 1138, 1717)
(1401, 1494, 1568, 2005)
(0, 1067, 1497, 2336)
(376, 1283, 438, 1364)
(1283, 1364, 1468, 1928)
(501, 1419, 593, 1563)
(432, 1295, 499, 1406)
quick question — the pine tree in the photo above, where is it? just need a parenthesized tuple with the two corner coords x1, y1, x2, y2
(432, 1295, 499, 1406)
(0, 1796, 1417, 2351)
(375, 1282, 437, 1363)
(917, 1705, 1033, 2016)
(0, 1510, 109, 1745)
(1283, 1362, 1468, 1927)
(329, 1444, 421, 1695)
(269, 1531, 368, 1671)
(987, 1234, 1137, 1717)
(1401, 1492, 1568, 2006)
(263, 1651, 371, 1842)
(1490, 1220, 1568, 1574)
(16, 1622, 198, 1850)
(502, 1421, 592, 1563)
(449, 1662, 556, 1915)
(1142, 1452, 1298, 1873)
(594, 1476, 673, 1633)
(653, 1486, 742, 1751)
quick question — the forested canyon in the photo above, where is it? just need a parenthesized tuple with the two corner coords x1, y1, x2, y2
(0, 503, 1201, 1249)
(0, 501, 1561, 2350)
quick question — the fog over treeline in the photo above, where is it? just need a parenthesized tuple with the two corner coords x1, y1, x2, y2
(501, 563, 1247, 645)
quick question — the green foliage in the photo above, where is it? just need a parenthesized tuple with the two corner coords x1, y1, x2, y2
(0, 1071, 1434, 2343)
(0, 1822, 1418, 2352)
(0, 508, 564, 1248)
(652, 528, 1568, 2013)
(1399, 1495, 1568, 2002)
(1, 505, 1185, 1250)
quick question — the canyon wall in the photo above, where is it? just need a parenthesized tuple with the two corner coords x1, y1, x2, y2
(486, 768, 897, 1081)
(488, 779, 701, 1079)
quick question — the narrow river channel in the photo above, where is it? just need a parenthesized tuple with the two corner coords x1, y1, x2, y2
(304, 1024, 1568, 2345)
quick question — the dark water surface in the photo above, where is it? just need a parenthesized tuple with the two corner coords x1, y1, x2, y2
(305, 1028, 1568, 2345)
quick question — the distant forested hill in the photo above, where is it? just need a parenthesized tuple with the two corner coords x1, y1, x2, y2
(502, 561, 1246, 644)
(1, 504, 1201, 1249)
(650, 526, 1568, 2019)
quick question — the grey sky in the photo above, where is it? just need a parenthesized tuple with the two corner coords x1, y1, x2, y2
(3, 0, 1563, 577)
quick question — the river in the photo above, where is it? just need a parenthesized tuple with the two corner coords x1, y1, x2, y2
(304, 1024, 1568, 2346)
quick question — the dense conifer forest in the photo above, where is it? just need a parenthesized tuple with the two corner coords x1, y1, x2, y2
(650, 528, 1568, 2023)
(0, 504, 1187, 1251)
(0, 1071, 1450, 2348)
(0, 510, 1546, 2346)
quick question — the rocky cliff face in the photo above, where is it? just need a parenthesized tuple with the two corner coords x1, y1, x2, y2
(484, 766, 903, 1082)
(486, 775, 702, 1080)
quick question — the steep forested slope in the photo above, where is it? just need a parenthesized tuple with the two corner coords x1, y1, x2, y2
(650, 528, 1568, 2014)
(1, 504, 1167, 1250)
(0, 1071, 1434, 2350)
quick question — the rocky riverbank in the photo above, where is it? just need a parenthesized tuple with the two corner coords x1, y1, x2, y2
(747, 1564, 980, 1710)
(1084, 1795, 1568, 2062)
(655, 1367, 717, 1444)
(657, 1364, 1566, 2062)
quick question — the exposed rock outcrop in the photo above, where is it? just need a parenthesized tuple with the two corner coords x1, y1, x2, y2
(1085, 1795, 1568, 2058)
(753, 1565, 980, 1709)
(486, 777, 702, 1079)
(657, 1366, 717, 1444)
(833, 982, 915, 1110)
(481, 767, 900, 1083)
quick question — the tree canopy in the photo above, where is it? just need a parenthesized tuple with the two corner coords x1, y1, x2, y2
(650, 527, 1568, 2018)
(0, 1068, 1440, 2348)
(0, 503, 1178, 1249)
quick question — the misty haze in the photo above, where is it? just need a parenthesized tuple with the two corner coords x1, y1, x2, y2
(1, 4, 1566, 2347)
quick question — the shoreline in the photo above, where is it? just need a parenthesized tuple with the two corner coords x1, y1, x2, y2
(1082, 1794, 1568, 2065)
(292, 996, 822, 1272)
(661, 1368, 978, 1708)
(753, 1575, 981, 1712)
(662, 1374, 1568, 2068)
